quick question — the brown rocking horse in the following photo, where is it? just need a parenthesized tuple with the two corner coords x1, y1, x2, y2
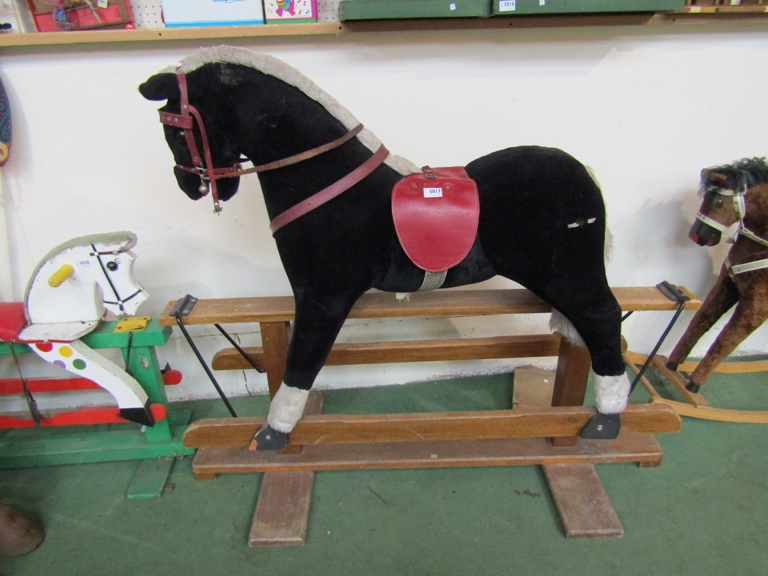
(666, 158, 768, 392)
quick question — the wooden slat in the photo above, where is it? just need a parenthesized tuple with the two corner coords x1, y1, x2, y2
(191, 432, 664, 475)
(674, 358, 768, 375)
(623, 350, 768, 376)
(261, 322, 291, 399)
(212, 334, 562, 371)
(249, 472, 314, 546)
(159, 287, 701, 326)
(514, 366, 623, 538)
(3, 14, 768, 49)
(650, 356, 710, 408)
(651, 398, 768, 424)
(126, 457, 175, 501)
(512, 366, 556, 409)
(248, 391, 323, 546)
(543, 464, 624, 538)
(182, 404, 680, 449)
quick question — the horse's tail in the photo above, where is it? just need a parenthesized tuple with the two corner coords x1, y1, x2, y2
(585, 165, 613, 263)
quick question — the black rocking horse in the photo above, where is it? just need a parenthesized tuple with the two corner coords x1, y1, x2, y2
(139, 46, 630, 449)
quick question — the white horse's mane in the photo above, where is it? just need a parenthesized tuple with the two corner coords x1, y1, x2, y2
(163, 46, 419, 177)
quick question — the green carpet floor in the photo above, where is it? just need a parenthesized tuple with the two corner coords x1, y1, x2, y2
(1, 367, 767, 576)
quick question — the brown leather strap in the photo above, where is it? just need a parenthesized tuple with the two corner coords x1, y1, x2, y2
(270, 145, 390, 234)
(168, 120, 365, 182)
(158, 70, 369, 215)
(215, 124, 365, 179)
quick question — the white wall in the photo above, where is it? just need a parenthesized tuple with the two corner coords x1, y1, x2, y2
(1, 23, 767, 409)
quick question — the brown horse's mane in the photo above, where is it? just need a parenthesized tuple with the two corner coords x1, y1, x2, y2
(700, 157, 768, 195)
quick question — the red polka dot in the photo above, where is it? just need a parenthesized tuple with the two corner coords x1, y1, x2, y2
(35, 342, 53, 352)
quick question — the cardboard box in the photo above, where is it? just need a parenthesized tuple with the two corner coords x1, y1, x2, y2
(490, 0, 685, 16)
(161, 0, 264, 27)
(340, 0, 491, 20)
(264, 0, 317, 22)
(27, 0, 134, 31)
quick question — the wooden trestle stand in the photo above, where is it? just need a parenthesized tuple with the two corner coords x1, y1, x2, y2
(159, 286, 699, 545)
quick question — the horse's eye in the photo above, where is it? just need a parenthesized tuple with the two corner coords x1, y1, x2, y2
(106, 261, 118, 271)
(175, 130, 186, 144)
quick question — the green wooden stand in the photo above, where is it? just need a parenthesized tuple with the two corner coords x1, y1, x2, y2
(0, 319, 195, 481)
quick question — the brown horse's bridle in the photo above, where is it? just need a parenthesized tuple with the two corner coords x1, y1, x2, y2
(698, 184, 768, 275)
(159, 71, 386, 221)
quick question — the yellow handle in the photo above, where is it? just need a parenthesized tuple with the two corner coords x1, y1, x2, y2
(48, 264, 74, 287)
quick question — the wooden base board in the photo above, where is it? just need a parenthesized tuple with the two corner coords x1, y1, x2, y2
(514, 366, 624, 538)
(543, 463, 624, 538)
(192, 433, 662, 478)
(249, 471, 314, 546)
(248, 392, 323, 547)
(127, 457, 176, 501)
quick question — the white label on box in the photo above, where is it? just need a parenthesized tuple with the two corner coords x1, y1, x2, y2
(424, 187, 443, 198)
(449, 3, 456, 9)
(499, 0, 515, 11)
(540, 0, 545, 5)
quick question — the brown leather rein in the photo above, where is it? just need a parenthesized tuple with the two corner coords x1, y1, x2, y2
(159, 72, 388, 226)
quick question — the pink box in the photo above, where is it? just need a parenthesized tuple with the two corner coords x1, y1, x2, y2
(263, 0, 317, 22)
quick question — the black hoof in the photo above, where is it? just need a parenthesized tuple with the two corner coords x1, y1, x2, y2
(250, 424, 288, 451)
(118, 403, 155, 427)
(686, 382, 701, 394)
(579, 412, 621, 440)
(665, 360, 679, 372)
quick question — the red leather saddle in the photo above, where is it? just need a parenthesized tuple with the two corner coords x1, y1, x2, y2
(392, 166, 479, 272)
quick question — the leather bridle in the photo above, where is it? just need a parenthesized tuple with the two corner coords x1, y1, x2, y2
(697, 184, 768, 275)
(158, 71, 386, 220)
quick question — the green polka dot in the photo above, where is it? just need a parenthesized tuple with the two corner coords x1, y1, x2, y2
(72, 359, 87, 370)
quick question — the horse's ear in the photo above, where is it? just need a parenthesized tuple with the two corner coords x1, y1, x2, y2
(709, 172, 729, 185)
(139, 73, 179, 101)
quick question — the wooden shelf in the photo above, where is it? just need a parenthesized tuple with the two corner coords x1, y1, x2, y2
(0, 9, 767, 48)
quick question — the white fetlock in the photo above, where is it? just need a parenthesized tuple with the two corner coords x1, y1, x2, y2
(266, 384, 310, 433)
(593, 373, 631, 414)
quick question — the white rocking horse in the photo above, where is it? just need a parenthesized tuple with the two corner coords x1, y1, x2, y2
(0, 232, 155, 425)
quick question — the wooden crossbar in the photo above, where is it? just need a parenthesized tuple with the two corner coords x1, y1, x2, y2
(212, 334, 562, 371)
(159, 286, 700, 326)
(183, 404, 681, 449)
(160, 287, 701, 380)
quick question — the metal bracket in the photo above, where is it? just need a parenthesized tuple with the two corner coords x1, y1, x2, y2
(169, 294, 198, 319)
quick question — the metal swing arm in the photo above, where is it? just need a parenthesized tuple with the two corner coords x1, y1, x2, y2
(170, 294, 239, 418)
(627, 281, 690, 396)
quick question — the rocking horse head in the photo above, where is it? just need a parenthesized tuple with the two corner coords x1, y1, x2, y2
(25, 231, 148, 328)
(667, 158, 768, 393)
(689, 158, 768, 248)
(139, 47, 410, 215)
(138, 64, 243, 211)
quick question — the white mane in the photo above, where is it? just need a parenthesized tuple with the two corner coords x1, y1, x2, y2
(163, 46, 420, 177)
